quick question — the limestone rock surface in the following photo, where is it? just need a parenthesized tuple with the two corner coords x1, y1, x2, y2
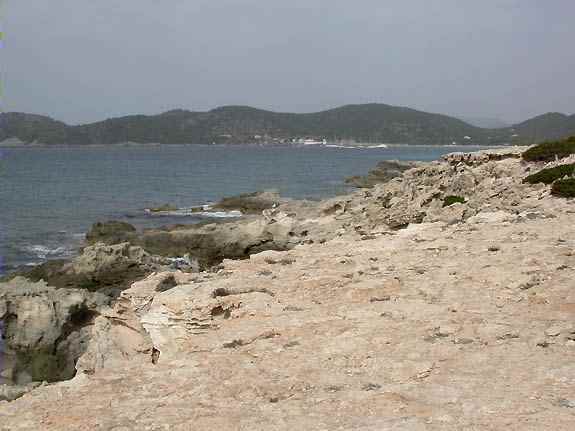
(2, 147, 575, 430)
(0, 277, 110, 384)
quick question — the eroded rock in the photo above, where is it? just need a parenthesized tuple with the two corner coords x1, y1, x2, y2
(345, 160, 421, 188)
(9, 242, 173, 295)
(212, 190, 281, 214)
(3, 147, 575, 429)
(0, 277, 109, 384)
(85, 220, 137, 245)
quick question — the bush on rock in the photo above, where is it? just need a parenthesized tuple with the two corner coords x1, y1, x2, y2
(523, 163, 575, 184)
(551, 178, 575, 198)
(522, 136, 575, 162)
(443, 195, 466, 207)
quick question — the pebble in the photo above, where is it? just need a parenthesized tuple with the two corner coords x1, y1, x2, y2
(438, 324, 460, 336)
(557, 398, 575, 409)
(362, 383, 382, 391)
(545, 325, 563, 337)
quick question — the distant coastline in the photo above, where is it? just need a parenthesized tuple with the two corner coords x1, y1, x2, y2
(0, 140, 511, 149)
(2, 103, 573, 147)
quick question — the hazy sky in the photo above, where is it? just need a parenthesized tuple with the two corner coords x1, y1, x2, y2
(3, 0, 575, 124)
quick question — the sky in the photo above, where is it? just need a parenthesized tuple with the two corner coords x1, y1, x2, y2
(2, 0, 575, 124)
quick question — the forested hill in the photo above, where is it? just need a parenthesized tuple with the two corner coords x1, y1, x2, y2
(509, 113, 575, 143)
(1, 104, 573, 145)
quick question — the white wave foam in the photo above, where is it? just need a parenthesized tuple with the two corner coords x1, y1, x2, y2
(324, 144, 388, 149)
(23, 244, 72, 259)
(145, 206, 242, 218)
(198, 210, 242, 218)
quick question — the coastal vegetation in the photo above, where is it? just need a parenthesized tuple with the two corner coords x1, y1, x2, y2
(520, 137, 575, 197)
(523, 163, 575, 184)
(551, 178, 575, 197)
(521, 136, 575, 162)
(442, 195, 466, 207)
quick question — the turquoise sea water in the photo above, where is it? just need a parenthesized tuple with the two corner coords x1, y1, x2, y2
(0, 144, 490, 272)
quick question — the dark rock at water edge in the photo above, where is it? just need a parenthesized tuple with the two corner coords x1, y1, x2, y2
(147, 204, 180, 213)
(212, 190, 280, 214)
(85, 220, 137, 246)
(77, 192, 296, 269)
(345, 160, 420, 188)
(3, 242, 174, 297)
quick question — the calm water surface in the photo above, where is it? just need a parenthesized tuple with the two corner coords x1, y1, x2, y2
(0, 144, 490, 272)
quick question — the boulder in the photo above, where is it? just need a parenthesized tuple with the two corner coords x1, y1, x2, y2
(212, 191, 280, 214)
(345, 160, 420, 188)
(327, 148, 539, 232)
(0, 382, 42, 402)
(85, 220, 137, 245)
(65, 242, 164, 277)
(442, 146, 525, 164)
(10, 243, 172, 295)
(0, 277, 110, 384)
(136, 216, 297, 268)
(424, 201, 470, 225)
(76, 271, 196, 374)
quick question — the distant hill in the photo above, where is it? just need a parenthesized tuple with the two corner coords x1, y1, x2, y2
(0, 104, 573, 146)
(508, 112, 575, 143)
(0, 112, 68, 144)
(458, 117, 510, 129)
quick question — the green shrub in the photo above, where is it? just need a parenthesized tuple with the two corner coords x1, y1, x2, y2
(522, 136, 575, 162)
(443, 195, 466, 207)
(551, 178, 575, 198)
(523, 163, 575, 184)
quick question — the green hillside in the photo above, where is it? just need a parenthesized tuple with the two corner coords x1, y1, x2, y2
(1, 104, 573, 146)
(508, 113, 575, 143)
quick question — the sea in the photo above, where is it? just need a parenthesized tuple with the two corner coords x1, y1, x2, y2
(0, 144, 491, 274)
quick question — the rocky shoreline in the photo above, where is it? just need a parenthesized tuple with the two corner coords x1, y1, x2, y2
(1, 144, 575, 429)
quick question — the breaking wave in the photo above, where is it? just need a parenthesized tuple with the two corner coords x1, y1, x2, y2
(145, 206, 242, 218)
(324, 143, 389, 149)
(22, 244, 75, 260)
